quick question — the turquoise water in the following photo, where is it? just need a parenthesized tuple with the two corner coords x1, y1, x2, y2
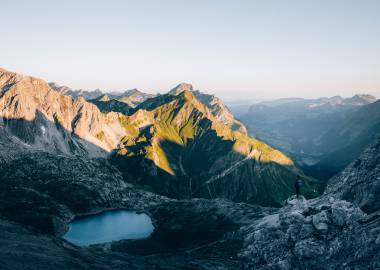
(63, 210, 154, 246)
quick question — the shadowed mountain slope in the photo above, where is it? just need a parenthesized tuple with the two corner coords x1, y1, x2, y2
(112, 90, 320, 206)
(305, 100, 380, 179)
(324, 137, 380, 213)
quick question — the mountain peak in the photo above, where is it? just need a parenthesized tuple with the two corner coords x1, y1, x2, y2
(178, 88, 195, 100)
(342, 94, 377, 106)
(169, 83, 194, 95)
(97, 94, 110, 102)
(124, 88, 142, 96)
(351, 94, 377, 102)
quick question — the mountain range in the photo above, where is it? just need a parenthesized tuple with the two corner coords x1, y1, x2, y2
(0, 67, 379, 269)
(111, 86, 319, 205)
(0, 68, 319, 206)
(234, 95, 378, 180)
(48, 82, 104, 100)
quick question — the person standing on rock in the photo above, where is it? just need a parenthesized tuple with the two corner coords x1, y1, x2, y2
(295, 175, 302, 198)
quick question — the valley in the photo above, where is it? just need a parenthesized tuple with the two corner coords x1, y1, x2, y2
(232, 95, 379, 180)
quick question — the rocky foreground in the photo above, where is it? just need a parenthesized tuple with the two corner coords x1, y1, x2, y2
(239, 196, 380, 269)
(0, 139, 380, 269)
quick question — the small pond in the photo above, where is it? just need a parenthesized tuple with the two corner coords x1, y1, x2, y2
(63, 210, 154, 246)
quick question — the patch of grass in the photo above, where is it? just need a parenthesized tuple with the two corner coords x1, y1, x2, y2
(95, 131, 105, 141)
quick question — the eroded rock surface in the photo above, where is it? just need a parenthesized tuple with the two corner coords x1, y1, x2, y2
(238, 195, 380, 269)
(324, 138, 380, 213)
(235, 138, 379, 269)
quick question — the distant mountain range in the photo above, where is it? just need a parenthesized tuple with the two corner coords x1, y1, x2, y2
(305, 99, 380, 179)
(48, 82, 155, 108)
(234, 94, 378, 180)
(48, 82, 104, 100)
(0, 68, 319, 206)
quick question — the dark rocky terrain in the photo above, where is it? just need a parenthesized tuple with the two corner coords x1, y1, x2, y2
(1, 136, 379, 269)
(238, 139, 380, 269)
(0, 125, 271, 269)
(324, 137, 380, 214)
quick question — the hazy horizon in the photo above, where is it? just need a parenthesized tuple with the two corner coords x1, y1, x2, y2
(1, 0, 379, 100)
(1, 65, 377, 103)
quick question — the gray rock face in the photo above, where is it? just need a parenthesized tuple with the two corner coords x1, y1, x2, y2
(324, 137, 380, 213)
(238, 195, 380, 269)
(312, 210, 329, 233)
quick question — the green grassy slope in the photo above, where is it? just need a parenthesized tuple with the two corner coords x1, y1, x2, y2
(111, 90, 321, 206)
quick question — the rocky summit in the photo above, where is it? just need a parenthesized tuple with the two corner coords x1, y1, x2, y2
(0, 68, 379, 269)
(169, 83, 248, 134)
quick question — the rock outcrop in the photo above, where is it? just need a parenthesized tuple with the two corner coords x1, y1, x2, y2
(324, 137, 380, 214)
(238, 139, 380, 269)
(238, 195, 380, 269)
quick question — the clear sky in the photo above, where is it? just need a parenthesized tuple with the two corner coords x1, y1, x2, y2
(1, 0, 379, 100)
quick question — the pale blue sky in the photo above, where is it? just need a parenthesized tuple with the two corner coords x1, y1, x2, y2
(1, 0, 379, 100)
